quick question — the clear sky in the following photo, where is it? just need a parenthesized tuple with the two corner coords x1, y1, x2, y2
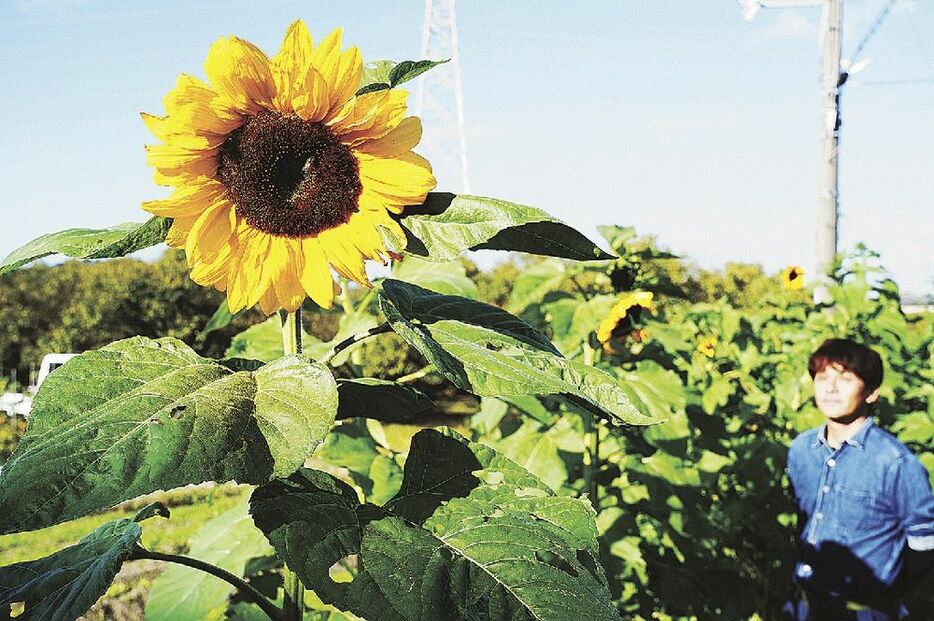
(1, 1, 931, 297)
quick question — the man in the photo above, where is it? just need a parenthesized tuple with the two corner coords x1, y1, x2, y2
(785, 338, 934, 620)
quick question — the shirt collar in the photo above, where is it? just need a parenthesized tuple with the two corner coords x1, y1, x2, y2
(810, 417, 874, 450)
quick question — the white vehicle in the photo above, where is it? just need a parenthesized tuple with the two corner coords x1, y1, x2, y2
(0, 353, 78, 418)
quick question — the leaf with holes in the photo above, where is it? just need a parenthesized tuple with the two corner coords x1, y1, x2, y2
(378, 279, 657, 426)
(250, 428, 621, 621)
(0, 337, 337, 534)
(0, 503, 168, 621)
(387, 194, 613, 262)
(0, 217, 170, 276)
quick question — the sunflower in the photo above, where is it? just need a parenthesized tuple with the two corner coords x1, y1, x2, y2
(696, 335, 716, 358)
(596, 291, 656, 351)
(781, 265, 805, 291)
(142, 20, 436, 314)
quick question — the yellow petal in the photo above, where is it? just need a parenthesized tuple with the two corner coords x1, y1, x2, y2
(269, 238, 306, 312)
(145, 143, 218, 179)
(357, 151, 436, 203)
(346, 212, 389, 262)
(162, 74, 242, 135)
(141, 113, 224, 151)
(356, 117, 422, 158)
(271, 20, 314, 112)
(319, 227, 369, 285)
(338, 90, 409, 145)
(141, 177, 227, 218)
(309, 28, 343, 84)
(185, 199, 235, 265)
(299, 237, 335, 308)
(227, 230, 269, 312)
(166, 216, 198, 248)
(205, 36, 274, 115)
(258, 286, 280, 316)
(190, 241, 234, 287)
(328, 47, 363, 113)
(292, 66, 330, 122)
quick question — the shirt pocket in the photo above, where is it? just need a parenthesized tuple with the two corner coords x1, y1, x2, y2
(836, 486, 886, 539)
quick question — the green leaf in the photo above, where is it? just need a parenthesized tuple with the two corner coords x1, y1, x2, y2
(617, 361, 688, 442)
(701, 376, 734, 415)
(337, 378, 435, 423)
(390, 256, 478, 299)
(0, 503, 168, 621)
(200, 299, 237, 337)
(505, 258, 567, 314)
(379, 279, 657, 426)
(492, 417, 583, 491)
(225, 316, 312, 362)
(388, 59, 448, 86)
(250, 428, 621, 621)
(0, 217, 171, 276)
(145, 498, 272, 621)
(357, 59, 447, 95)
(0, 337, 338, 534)
(388, 194, 613, 262)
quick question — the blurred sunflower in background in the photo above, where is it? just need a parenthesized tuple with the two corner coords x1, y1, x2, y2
(781, 265, 805, 291)
(696, 335, 716, 358)
(142, 20, 436, 314)
(596, 291, 656, 352)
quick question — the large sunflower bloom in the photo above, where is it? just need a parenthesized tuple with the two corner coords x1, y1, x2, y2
(142, 20, 436, 314)
(596, 291, 656, 351)
(781, 265, 805, 291)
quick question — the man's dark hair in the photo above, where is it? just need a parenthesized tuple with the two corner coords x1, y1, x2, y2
(808, 338, 883, 394)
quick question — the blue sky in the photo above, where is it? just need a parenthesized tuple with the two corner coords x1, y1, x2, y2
(1, 1, 931, 297)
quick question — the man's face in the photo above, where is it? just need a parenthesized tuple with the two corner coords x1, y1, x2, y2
(812, 362, 877, 421)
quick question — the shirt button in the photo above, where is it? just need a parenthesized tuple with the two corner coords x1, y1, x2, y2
(827, 458, 836, 468)
(816, 512, 824, 520)
(798, 564, 813, 577)
(822, 485, 830, 493)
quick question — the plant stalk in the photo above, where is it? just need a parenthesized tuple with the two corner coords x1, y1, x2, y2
(278, 308, 305, 620)
(131, 547, 282, 621)
(320, 323, 393, 366)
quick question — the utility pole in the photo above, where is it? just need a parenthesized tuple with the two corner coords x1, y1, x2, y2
(816, 0, 843, 303)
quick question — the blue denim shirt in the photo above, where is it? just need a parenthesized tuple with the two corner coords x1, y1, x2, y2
(787, 418, 934, 598)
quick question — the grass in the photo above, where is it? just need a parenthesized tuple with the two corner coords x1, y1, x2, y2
(0, 483, 249, 564)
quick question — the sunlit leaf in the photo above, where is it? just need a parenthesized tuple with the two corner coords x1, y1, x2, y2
(388, 194, 613, 262)
(0, 337, 337, 534)
(251, 428, 621, 621)
(0, 217, 170, 276)
(379, 280, 657, 426)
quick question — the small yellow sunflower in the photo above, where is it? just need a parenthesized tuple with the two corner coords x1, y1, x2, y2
(596, 291, 656, 351)
(696, 335, 716, 358)
(142, 20, 436, 314)
(781, 265, 805, 291)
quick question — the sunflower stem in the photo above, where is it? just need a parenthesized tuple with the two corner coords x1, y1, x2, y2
(320, 323, 393, 366)
(278, 309, 303, 356)
(278, 309, 304, 620)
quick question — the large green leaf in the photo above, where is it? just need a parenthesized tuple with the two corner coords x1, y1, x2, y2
(0, 217, 170, 276)
(617, 361, 689, 442)
(0, 337, 338, 534)
(505, 258, 567, 314)
(336, 378, 435, 423)
(389, 194, 613, 262)
(378, 279, 657, 426)
(145, 498, 272, 621)
(250, 428, 621, 621)
(0, 503, 168, 621)
(390, 256, 478, 299)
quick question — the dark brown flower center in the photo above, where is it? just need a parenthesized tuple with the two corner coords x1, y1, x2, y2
(218, 110, 361, 237)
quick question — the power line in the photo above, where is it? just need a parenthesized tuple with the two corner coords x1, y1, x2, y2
(859, 77, 934, 85)
(849, 0, 898, 62)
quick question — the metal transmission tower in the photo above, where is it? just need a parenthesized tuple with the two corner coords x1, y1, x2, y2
(414, 0, 471, 193)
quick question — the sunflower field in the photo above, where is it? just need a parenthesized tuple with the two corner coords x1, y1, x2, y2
(1, 18, 932, 621)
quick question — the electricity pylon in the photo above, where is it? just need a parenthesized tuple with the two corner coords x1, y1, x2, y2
(414, 0, 471, 194)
